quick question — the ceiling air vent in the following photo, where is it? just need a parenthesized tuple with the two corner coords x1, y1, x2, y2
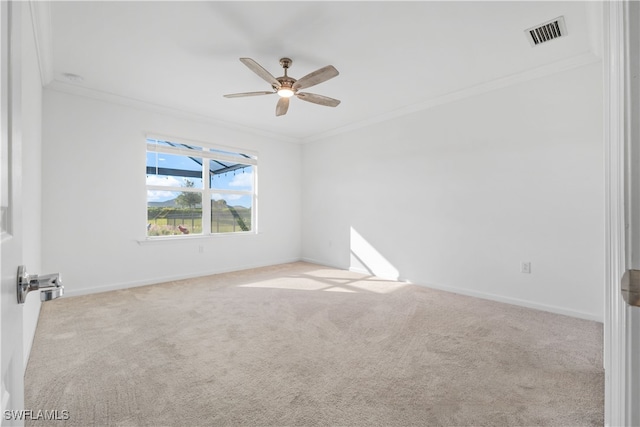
(525, 16, 566, 46)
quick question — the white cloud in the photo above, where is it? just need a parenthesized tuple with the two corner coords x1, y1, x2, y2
(229, 171, 253, 188)
(146, 176, 184, 202)
(147, 189, 179, 203)
(146, 175, 183, 187)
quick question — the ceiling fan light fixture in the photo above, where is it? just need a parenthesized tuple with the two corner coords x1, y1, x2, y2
(224, 57, 340, 116)
(277, 88, 295, 98)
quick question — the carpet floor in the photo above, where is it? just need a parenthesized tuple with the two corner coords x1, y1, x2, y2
(25, 262, 603, 426)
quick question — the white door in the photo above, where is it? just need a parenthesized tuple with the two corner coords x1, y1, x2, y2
(626, 2, 640, 423)
(0, 1, 24, 425)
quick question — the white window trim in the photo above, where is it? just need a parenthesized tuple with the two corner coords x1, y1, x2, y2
(145, 134, 258, 240)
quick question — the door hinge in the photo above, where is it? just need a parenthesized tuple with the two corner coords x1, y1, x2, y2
(622, 270, 640, 307)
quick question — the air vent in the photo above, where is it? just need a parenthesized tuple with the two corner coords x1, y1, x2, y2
(525, 16, 566, 46)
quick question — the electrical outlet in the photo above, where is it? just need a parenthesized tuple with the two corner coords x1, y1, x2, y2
(521, 261, 531, 274)
(199, 245, 204, 254)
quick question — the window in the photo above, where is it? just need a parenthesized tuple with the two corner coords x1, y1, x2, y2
(146, 137, 257, 237)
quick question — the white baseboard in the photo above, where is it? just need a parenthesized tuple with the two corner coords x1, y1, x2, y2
(348, 266, 406, 282)
(305, 258, 602, 323)
(413, 281, 603, 323)
(63, 257, 303, 298)
(348, 266, 373, 276)
(64, 256, 603, 323)
(300, 257, 348, 271)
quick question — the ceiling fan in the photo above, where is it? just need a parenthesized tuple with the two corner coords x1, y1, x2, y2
(223, 57, 340, 117)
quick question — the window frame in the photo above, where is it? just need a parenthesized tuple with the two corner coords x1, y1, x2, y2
(145, 135, 258, 239)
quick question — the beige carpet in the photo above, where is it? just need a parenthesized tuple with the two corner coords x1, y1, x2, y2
(25, 262, 603, 426)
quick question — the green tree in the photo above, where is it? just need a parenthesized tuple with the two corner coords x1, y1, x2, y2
(175, 179, 200, 208)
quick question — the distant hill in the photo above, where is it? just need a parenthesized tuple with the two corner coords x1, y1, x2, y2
(148, 199, 177, 207)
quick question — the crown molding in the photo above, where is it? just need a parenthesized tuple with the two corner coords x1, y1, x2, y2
(28, 0, 299, 144)
(27, 1, 605, 145)
(29, 0, 54, 87)
(46, 80, 301, 144)
(45, 50, 600, 146)
(301, 51, 601, 144)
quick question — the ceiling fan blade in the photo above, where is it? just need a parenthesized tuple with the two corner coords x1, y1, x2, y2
(239, 58, 281, 88)
(292, 65, 339, 90)
(276, 97, 290, 116)
(223, 91, 275, 98)
(296, 92, 341, 107)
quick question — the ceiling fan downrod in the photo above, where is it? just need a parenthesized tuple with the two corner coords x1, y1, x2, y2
(279, 57, 292, 76)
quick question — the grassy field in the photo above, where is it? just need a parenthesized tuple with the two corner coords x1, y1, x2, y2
(147, 207, 251, 236)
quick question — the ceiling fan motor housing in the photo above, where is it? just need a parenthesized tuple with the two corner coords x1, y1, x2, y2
(275, 76, 296, 91)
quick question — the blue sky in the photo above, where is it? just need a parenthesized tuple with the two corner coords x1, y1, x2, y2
(146, 151, 253, 207)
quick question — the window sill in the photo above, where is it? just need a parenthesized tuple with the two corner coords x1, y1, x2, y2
(137, 232, 258, 245)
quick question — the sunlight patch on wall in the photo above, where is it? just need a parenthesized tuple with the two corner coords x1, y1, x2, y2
(350, 227, 400, 281)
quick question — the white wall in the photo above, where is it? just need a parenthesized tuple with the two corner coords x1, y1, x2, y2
(21, 5, 43, 366)
(41, 62, 604, 322)
(302, 63, 604, 321)
(41, 90, 301, 295)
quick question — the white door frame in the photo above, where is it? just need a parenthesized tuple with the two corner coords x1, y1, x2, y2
(625, 1, 640, 424)
(603, 1, 639, 425)
(0, 1, 24, 425)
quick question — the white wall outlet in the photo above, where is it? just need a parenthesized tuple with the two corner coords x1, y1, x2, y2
(198, 245, 204, 254)
(521, 261, 531, 274)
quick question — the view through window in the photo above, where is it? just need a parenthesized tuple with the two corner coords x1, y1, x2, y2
(146, 138, 256, 237)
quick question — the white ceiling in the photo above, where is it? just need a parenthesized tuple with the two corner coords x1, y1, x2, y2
(44, 1, 600, 142)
